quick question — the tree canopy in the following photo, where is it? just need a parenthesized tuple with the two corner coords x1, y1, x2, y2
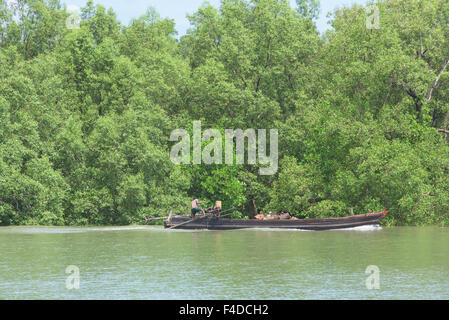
(0, 0, 448, 226)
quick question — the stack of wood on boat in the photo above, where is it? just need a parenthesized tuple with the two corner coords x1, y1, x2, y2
(254, 212, 295, 220)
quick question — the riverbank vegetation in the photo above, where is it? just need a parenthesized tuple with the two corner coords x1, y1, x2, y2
(1, 0, 449, 226)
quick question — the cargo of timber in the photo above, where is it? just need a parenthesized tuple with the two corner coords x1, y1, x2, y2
(164, 210, 388, 231)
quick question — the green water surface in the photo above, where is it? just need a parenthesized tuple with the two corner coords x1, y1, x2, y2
(0, 226, 448, 299)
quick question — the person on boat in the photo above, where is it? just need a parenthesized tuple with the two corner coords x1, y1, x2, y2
(191, 197, 205, 219)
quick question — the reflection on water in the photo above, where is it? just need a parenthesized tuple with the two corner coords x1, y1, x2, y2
(0, 226, 448, 300)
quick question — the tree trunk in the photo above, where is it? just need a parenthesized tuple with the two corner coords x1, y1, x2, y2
(441, 113, 449, 142)
(251, 199, 258, 218)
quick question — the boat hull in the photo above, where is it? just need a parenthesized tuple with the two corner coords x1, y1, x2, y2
(164, 211, 388, 231)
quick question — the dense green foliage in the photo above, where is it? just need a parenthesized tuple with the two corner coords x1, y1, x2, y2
(0, 0, 448, 226)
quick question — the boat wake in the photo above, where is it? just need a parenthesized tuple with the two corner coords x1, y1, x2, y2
(0, 226, 164, 234)
(234, 224, 383, 232)
(82, 226, 156, 232)
(333, 224, 382, 231)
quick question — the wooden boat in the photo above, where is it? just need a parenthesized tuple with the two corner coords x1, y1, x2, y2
(164, 211, 388, 231)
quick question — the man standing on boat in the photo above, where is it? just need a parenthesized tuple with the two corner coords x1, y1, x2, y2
(191, 197, 205, 219)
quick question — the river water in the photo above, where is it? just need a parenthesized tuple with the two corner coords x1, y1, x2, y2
(0, 225, 448, 300)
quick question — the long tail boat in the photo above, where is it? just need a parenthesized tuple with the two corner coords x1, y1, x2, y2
(164, 211, 388, 231)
